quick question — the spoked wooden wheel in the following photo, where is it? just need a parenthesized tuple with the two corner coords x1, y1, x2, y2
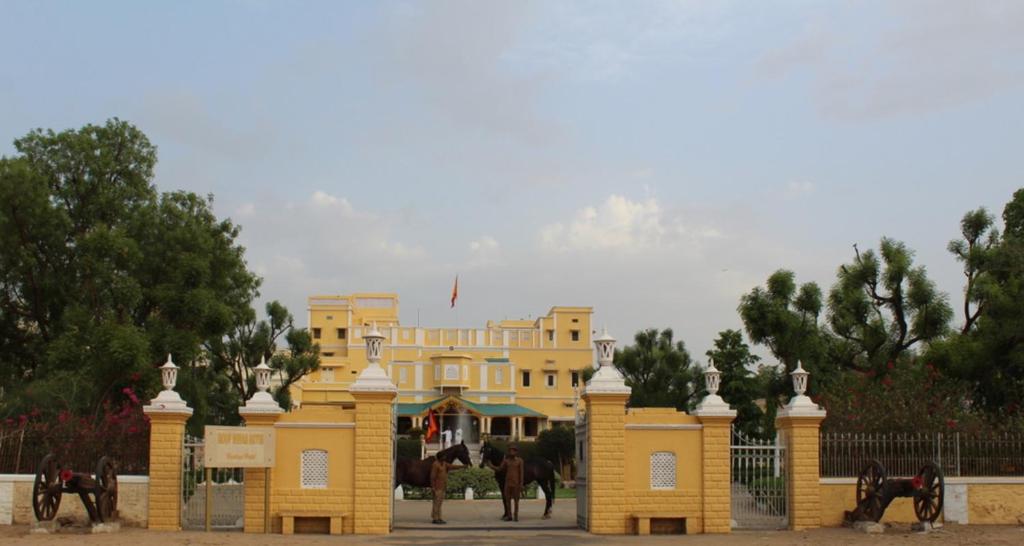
(913, 462, 944, 523)
(856, 459, 887, 522)
(32, 453, 63, 521)
(95, 456, 118, 522)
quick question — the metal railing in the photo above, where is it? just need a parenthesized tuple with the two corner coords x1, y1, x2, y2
(820, 432, 1024, 477)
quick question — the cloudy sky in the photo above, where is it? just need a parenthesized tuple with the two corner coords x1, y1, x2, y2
(2, 1, 1022, 361)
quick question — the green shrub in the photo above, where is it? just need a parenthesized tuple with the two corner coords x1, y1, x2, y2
(446, 467, 499, 498)
(486, 438, 542, 462)
(397, 438, 421, 459)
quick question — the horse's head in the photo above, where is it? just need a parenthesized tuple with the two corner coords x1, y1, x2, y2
(452, 441, 472, 467)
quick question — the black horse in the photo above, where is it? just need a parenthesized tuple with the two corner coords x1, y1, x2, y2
(479, 441, 556, 519)
(395, 442, 472, 488)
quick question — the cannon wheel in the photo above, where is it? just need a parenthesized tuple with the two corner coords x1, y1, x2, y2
(913, 462, 944, 523)
(32, 454, 63, 521)
(856, 459, 887, 522)
(95, 456, 118, 523)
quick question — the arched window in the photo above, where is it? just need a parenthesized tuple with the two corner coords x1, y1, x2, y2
(650, 451, 676, 490)
(301, 449, 328, 489)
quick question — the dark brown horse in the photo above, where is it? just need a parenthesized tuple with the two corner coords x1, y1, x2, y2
(479, 441, 556, 519)
(395, 442, 472, 488)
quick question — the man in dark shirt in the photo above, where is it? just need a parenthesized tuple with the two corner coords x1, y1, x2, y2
(430, 456, 466, 524)
(488, 444, 525, 521)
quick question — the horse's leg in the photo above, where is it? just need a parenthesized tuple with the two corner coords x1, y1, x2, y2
(542, 473, 555, 518)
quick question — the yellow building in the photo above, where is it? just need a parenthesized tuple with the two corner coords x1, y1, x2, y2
(296, 293, 593, 442)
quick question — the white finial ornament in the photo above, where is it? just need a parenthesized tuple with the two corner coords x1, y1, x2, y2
(351, 321, 398, 393)
(777, 359, 825, 417)
(241, 354, 283, 414)
(791, 360, 809, 396)
(584, 327, 630, 395)
(694, 358, 735, 417)
(144, 354, 192, 415)
(704, 358, 721, 396)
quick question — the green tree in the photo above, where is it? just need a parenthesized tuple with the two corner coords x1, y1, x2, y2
(930, 190, 1024, 415)
(205, 301, 320, 413)
(738, 271, 832, 431)
(0, 119, 259, 420)
(537, 426, 574, 476)
(947, 208, 999, 333)
(705, 329, 764, 438)
(828, 239, 952, 374)
(613, 328, 697, 410)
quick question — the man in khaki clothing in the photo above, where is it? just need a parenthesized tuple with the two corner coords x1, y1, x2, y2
(488, 444, 525, 521)
(430, 456, 466, 524)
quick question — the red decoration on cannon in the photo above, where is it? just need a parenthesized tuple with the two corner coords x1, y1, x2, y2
(32, 453, 118, 523)
(844, 459, 944, 524)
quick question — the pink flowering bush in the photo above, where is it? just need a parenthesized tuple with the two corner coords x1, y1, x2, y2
(0, 387, 150, 474)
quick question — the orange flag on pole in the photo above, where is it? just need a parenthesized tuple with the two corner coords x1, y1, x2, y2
(450, 275, 458, 308)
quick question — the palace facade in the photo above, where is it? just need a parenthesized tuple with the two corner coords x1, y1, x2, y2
(295, 293, 593, 441)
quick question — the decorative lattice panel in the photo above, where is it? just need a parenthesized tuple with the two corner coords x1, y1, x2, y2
(445, 364, 460, 379)
(650, 451, 676, 490)
(301, 450, 328, 489)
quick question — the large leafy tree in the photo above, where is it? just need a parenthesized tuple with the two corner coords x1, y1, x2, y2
(827, 239, 952, 374)
(613, 328, 697, 410)
(0, 119, 259, 421)
(739, 270, 829, 377)
(930, 190, 1024, 414)
(947, 208, 999, 333)
(205, 301, 320, 412)
(705, 329, 764, 438)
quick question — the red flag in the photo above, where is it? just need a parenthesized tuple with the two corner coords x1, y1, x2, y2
(450, 275, 459, 308)
(424, 409, 439, 441)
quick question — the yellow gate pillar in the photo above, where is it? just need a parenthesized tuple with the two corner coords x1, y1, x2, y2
(143, 355, 193, 531)
(582, 329, 631, 534)
(240, 357, 284, 534)
(774, 362, 826, 531)
(693, 360, 737, 534)
(351, 324, 398, 534)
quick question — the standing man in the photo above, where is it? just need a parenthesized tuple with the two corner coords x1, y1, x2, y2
(430, 456, 466, 524)
(488, 444, 525, 521)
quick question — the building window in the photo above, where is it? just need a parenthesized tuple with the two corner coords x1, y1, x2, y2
(495, 368, 504, 385)
(301, 449, 328, 489)
(650, 451, 676, 490)
(572, 318, 579, 323)
(571, 371, 580, 388)
(522, 370, 531, 388)
(322, 352, 334, 357)
(312, 328, 321, 340)
(545, 372, 556, 388)
(570, 330, 580, 341)
(399, 368, 408, 384)
(546, 329, 554, 341)
(337, 328, 347, 339)
(320, 368, 334, 383)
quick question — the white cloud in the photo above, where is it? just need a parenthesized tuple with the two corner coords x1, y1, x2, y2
(310, 190, 354, 214)
(540, 194, 717, 253)
(468, 236, 501, 267)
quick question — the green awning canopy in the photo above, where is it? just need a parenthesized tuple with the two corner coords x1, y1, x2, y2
(396, 396, 544, 418)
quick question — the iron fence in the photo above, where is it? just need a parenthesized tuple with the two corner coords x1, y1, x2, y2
(820, 432, 1024, 478)
(0, 427, 27, 473)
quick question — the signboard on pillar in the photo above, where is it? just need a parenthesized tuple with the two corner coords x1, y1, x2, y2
(204, 426, 276, 468)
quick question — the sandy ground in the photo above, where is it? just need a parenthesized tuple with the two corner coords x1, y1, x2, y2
(3, 523, 1024, 545)
(4, 500, 1022, 545)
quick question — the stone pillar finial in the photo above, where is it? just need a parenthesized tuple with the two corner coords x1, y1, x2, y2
(779, 360, 825, 417)
(145, 354, 192, 414)
(242, 354, 283, 414)
(351, 321, 397, 393)
(693, 358, 735, 417)
(584, 327, 630, 395)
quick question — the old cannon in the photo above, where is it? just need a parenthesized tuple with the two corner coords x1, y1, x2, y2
(32, 453, 118, 523)
(844, 459, 944, 524)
